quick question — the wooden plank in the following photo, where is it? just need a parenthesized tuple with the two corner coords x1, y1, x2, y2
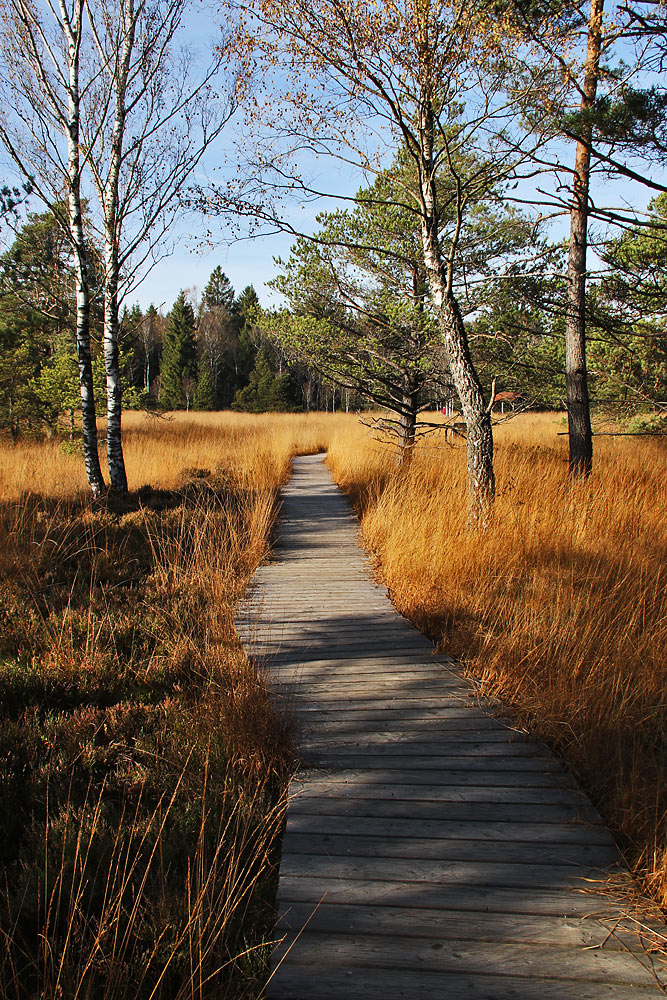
(261, 655, 455, 671)
(275, 875, 638, 917)
(266, 968, 664, 1000)
(277, 853, 618, 891)
(269, 933, 665, 988)
(295, 762, 574, 783)
(289, 777, 595, 806)
(290, 705, 512, 723)
(296, 723, 530, 741)
(298, 739, 550, 758)
(296, 750, 558, 769)
(287, 796, 601, 825)
(275, 900, 645, 950)
(279, 831, 617, 866)
(283, 813, 613, 845)
(299, 725, 554, 762)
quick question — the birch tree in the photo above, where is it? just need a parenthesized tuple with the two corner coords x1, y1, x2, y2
(0, 0, 105, 494)
(82, 0, 238, 492)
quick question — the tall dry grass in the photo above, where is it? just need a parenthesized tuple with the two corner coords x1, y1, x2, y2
(326, 412, 667, 909)
(4, 406, 666, 985)
(0, 411, 336, 999)
(0, 411, 335, 500)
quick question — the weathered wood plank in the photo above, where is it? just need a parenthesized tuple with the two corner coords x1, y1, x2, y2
(287, 795, 601, 824)
(283, 813, 613, 845)
(269, 932, 665, 987)
(266, 968, 664, 1000)
(276, 852, 622, 893)
(297, 752, 560, 771)
(289, 777, 596, 806)
(275, 875, 637, 917)
(275, 900, 646, 950)
(298, 738, 551, 758)
(294, 764, 575, 785)
(280, 830, 617, 865)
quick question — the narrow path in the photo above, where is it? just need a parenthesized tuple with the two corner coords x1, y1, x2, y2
(236, 454, 665, 999)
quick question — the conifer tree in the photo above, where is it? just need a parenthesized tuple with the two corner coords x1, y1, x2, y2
(193, 353, 215, 410)
(203, 267, 235, 311)
(160, 292, 196, 409)
(233, 285, 260, 392)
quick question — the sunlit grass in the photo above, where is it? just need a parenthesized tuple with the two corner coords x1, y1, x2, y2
(0, 411, 338, 998)
(1, 406, 665, 996)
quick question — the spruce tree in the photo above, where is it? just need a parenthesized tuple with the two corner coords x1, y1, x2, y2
(232, 345, 301, 412)
(160, 291, 196, 409)
(203, 267, 235, 311)
(193, 353, 215, 410)
(234, 284, 259, 325)
(233, 345, 275, 412)
(233, 285, 260, 393)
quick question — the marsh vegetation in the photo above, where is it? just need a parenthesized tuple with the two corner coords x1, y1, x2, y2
(0, 410, 665, 996)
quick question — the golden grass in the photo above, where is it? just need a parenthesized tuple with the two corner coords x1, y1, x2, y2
(0, 411, 339, 999)
(0, 411, 334, 500)
(326, 411, 667, 909)
(2, 407, 666, 985)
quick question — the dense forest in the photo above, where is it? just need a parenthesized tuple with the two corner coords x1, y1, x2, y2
(1, 200, 665, 447)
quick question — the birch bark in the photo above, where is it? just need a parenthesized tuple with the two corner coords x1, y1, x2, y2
(90, 0, 135, 493)
(60, 0, 106, 495)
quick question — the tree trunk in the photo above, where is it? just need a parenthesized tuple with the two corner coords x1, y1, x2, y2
(419, 102, 494, 526)
(8, 391, 16, 443)
(103, 262, 128, 493)
(565, 0, 603, 476)
(397, 412, 416, 466)
(397, 385, 418, 466)
(424, 266, 495, 525)
(62, 0, 105, 496)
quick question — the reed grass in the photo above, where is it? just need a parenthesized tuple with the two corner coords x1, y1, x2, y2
(0, 411, 335, 999)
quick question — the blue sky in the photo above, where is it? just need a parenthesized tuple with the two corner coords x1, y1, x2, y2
(130, 227, 295, 313)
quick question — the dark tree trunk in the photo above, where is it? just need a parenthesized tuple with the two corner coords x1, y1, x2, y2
(565, 0, 603, 476)
(397, 384, 418, 466)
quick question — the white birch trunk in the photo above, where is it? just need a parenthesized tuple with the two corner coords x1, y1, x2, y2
(99, 0, 135, 494)
(60, 0, 105, 496)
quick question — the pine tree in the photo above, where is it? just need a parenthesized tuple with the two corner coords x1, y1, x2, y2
(160, 292, 196, 409)
(32, 334, 81, 435)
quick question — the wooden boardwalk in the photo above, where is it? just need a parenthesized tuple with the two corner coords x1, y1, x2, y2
(236, 453, 666, 999)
